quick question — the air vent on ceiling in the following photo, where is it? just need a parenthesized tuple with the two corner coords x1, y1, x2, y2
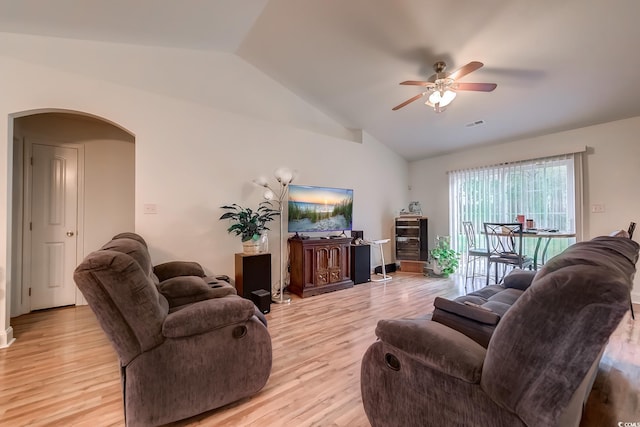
(465, 120, 485, 128)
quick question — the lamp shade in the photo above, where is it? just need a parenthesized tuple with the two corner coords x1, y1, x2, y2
(263, 189, 275, 201)
(253, 176, 269, 187)
(274, 167, 294, 184)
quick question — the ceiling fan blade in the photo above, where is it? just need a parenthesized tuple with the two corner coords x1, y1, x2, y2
(392, 93, 426, 110)
(448, 61, 483, 81)
(455, 82, 497, 92)
(400, 80, 435, 87)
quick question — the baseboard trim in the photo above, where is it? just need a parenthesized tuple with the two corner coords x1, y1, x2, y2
(0, 326, 15, 348)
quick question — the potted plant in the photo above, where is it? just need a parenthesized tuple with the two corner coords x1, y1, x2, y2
(219, 201, 279, 253)
(427, 235, 460, 278)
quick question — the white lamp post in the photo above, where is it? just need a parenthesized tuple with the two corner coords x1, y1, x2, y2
(253, 168, 296, 304)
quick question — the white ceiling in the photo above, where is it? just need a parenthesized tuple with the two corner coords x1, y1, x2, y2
(2, 0, 640, 160)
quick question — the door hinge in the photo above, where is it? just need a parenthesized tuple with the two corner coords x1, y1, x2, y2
(29, 222, 32, 231)
(28, 287, 31, 296)
(30, 156, 33, 166)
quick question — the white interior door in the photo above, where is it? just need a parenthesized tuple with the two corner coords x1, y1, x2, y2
(30, 143, 78, 310)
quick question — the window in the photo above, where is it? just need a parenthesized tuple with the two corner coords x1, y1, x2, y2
(449, 153, 582, 261)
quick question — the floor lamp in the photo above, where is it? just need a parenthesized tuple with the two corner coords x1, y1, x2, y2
(253, 168, 295, 304)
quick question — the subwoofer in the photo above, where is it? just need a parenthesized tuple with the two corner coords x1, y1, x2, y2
(251, 289, 271, 314)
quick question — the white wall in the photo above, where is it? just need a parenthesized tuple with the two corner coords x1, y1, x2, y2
(409, 116, 640, 302)
(0, 33, 408, 346)
(83, 139, 136, 252)
(11, 113, 135, 316)
(15, 113, 136, 255)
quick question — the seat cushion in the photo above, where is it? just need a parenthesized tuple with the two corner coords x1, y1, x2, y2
(433, 296, 500, 325)
(467, 284, 507, 299)
(431, 282, 526, 347)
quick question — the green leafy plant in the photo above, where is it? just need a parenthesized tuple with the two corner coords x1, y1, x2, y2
(219, 201, 279, 242)
(429, 236, 460, 277)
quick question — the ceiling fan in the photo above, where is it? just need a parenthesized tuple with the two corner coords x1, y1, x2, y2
(392, 61, 497, 113)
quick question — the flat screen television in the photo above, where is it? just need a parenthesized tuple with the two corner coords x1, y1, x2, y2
(287, 185, 353, 233)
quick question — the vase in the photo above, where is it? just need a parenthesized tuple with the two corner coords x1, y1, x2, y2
(259, 233, 268, 253)
(242, 240, 261, 254)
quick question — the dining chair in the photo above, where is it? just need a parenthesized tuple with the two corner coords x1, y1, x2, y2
(462, 221, 490, 288)
(483, 222, 534, 285)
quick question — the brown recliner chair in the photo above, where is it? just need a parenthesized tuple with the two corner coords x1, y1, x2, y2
(361, 236, 639, 427)
(74, 234, 272, 427)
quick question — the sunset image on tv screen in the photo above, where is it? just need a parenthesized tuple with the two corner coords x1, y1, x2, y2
(287, 185, 353, 232)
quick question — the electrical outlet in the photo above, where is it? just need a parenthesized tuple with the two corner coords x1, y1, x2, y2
(143, 203, 158, 214)
(591, 204, 605, 213)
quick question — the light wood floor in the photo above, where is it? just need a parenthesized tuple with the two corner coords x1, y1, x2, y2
(1, 273, 639, 426)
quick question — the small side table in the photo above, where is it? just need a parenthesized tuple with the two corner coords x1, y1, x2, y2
(370, 239, 392, 282)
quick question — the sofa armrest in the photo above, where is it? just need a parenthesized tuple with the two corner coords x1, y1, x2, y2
(153, 261, 205, 281)
(375, 318, 486, 383)
(433, 296, 500, 325)
(157, 275, 236, 308)
(162, 296, 256, 338)
(503, 269, 537, 290)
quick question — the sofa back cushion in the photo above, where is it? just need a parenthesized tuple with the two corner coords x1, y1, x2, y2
(481, 236, 639, 426)
(536, 236, 639, 282)
(74, 238, 169, 365)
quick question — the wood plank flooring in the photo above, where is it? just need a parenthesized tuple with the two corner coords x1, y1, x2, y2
(1, 273, 638, 426)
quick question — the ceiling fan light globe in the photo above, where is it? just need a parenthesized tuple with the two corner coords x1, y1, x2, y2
(428, 91, 441, 105)
(440, 90, 457, 107)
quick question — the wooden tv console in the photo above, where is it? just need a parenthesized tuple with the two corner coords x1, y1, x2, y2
(288, 237, 354, 298)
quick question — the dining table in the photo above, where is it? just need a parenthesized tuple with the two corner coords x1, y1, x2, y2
(482, 227, 576, 270)
(521, 230, 576, 269)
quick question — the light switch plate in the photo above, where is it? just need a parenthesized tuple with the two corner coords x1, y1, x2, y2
(143, 203, 158, 214)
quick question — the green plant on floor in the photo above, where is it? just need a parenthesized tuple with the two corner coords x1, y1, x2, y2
(429, 235, 460, 277)
(219, 201, 279, 242)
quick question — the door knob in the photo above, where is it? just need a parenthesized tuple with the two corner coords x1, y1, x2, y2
(66, 231, 75, 237)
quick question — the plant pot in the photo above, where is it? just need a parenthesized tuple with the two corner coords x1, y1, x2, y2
(427, 261, 448, 278)
(425, 267, 447, 278)
(242, 240, 261, 254)
(431, 262, 443, 275)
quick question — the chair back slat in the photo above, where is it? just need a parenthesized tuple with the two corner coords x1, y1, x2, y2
(483, 223, 524, 257)
(462, 221, 478, 250)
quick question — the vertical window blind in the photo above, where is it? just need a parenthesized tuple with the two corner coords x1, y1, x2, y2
(448, 153, 583, 260)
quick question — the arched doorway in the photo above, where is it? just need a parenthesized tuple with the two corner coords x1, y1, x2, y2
(9, 110, 135, 317)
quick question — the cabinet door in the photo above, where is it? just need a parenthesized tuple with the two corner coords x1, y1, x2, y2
(315, 247, 330, 285)
(328, 246, 342, 283)
(396, 238, 421, 260)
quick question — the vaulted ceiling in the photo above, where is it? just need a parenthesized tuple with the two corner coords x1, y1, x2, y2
(2, 0, 640, 159)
